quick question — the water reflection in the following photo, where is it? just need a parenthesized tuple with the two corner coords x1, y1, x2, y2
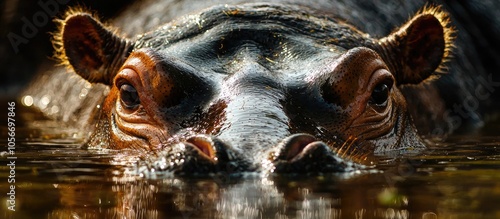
(0, 153, 438, 219)
(1, 109, 500, 219)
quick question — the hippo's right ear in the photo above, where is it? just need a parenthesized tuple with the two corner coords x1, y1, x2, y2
(55, 12, 133, 85)
(377, 6, 454, 85)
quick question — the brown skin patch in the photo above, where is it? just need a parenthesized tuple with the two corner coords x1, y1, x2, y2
(105, 49, 178, 151)
(320, 47, 401, 145)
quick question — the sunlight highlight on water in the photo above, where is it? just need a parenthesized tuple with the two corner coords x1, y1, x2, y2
(1, 106, 500, 219)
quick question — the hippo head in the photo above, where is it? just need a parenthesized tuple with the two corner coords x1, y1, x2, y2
(56, 4, 452, 173)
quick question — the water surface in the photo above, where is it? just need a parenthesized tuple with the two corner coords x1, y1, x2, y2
(1, 102, 500, 219)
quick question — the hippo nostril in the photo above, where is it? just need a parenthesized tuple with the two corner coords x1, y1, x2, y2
(277, 134, 317, 161)
(273, 134, 366, 173)
(186, 135, 216, 159)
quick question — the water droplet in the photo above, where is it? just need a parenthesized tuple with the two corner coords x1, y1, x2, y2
(50, 105, 59, 114)
(79, 88, 89, 99)
(39, 95, 51, 109)
(22, 95, 33, 106)
(84, 82, 92, 89)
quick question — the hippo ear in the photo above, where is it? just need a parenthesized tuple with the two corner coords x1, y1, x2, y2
(378, 7, 453, 85)
(57, 12, 133, 85)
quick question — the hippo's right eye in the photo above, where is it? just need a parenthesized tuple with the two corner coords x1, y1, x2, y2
(120, 84, 140, 109)
(370, 79, 393, 107)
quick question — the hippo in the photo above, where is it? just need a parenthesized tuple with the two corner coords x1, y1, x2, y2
(23, 1, 454, 174)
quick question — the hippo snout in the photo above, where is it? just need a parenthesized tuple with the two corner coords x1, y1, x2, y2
(146, 133, 365, 174)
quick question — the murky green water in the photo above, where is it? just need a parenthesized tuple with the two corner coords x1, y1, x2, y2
(1, 102, 500, 219)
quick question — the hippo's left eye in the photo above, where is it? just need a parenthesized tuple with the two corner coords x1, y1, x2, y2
(120, 84, 140, 109)
(370, 80, 392, 107)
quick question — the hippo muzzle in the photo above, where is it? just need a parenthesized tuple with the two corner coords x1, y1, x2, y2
(56, 3, 453, 174)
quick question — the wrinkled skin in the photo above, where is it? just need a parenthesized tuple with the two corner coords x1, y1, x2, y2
(55, 3, 452, 174)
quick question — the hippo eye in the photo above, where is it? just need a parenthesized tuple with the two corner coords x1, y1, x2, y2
(370, 81, 392, 106)
(120, 84, 140, 109)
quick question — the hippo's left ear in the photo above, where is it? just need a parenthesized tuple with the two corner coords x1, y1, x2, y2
(55, 11, 133, 85)
(378, 6, 454, 85)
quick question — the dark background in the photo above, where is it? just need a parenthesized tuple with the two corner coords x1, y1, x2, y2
(0, 0, 135, 96)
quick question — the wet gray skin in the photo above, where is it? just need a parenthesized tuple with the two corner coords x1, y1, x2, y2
(51, 2, 451, 174)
